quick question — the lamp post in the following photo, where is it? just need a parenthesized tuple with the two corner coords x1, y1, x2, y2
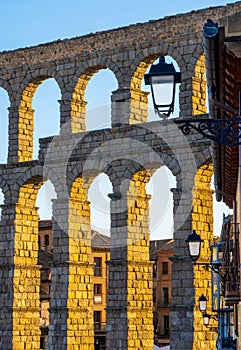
(144, 57, 241, 146)
(145, 54, 240, 349)
(203, 312, 211, 326)
(144, 56, 181, 118)
(185, 231, 203, 262)
(186, 231, 236, 348)
(198, 294, 208, 313)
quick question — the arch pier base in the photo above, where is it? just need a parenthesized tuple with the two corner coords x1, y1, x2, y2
(106, 184, 154, 350)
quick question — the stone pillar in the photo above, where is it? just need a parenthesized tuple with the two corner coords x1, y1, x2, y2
(8, 103, 34, 163)
(192, 54, 207, 115)
(59, 98, 87, 134)
(192, 165, 217, 349)
(106, 183, 154, 350)
(170, 163, 216, 350)
(111, 88, 149, 127)
(0, 203, 15, 350)
(7, 104, 34, 163)
(49, 194, 94, 349)
(14, 199, 41, 350)
(0, 199, 41, 350)
(170, 188, 195, 350)
(8, 106, 19, 164)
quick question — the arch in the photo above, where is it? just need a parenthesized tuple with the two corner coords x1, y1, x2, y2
(122, 42, 206, 121)
(67, 57, 120, 132)
(147, 166, 176, 240)
(36, 180, 57, 219)
(20, 68, 65, 96)
(85, 69, 118, 130)
(109, 43, 186, 125)
(0, 77, 13, 98)
(194, 146, 212, 169)
(0, 81, 16, 164)
(127, 43, 186, 91)
(88, 172, 112, 235)
(32, 78, 61, 158)
(0, 187, 3, 220)
(0, 86, 10, 163)
(15, 70, 63, 162)
(70, 57, 121, 98)
(0, 176, 11, 202)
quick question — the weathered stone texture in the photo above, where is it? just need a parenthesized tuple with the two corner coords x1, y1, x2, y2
(0, 2, 240, 350)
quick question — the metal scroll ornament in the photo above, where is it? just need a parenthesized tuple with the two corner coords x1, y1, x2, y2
(175, 118, 241, 146)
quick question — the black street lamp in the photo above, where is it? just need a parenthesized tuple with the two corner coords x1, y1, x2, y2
(144, 56, 181, 118)
(185, 231, 224, 276)
(203, 312, 211, 326)
(185, 231, 203, 262)
(145, 54, 241, 146)
(198, 294, 208, 313)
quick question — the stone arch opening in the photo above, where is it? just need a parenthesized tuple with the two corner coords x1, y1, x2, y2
(0, 187, 3, 220)
(192, 53, 207, 115)
(18, 76, 61, 162)
(111, 51, 183, 126)
(36, 180, 57, 220)
(32, 78, 61, 159)
(85, 69, 118, 130)
(88, 172, 112, 235)
(71, 65, 118, 132)
(0, 87, 10, 163)
(147, 165, 176, 240)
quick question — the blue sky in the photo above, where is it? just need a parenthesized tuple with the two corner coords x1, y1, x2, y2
(0, 0, 233, 238)
(0, 0, 233, 51)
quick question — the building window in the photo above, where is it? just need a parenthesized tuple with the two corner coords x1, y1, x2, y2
(153, 288, 156, 304)
(94, 257, 102, 276)
(162, 287, 169, 306)
(162, 261, 168, 275)
(94, 284, 102, 304)
(94, 284, 102, 295)
(94, 311, 101, 330)
(163, 315, 170, 335)
(44, 234, 49, 246)
(153, 261, 157, 278)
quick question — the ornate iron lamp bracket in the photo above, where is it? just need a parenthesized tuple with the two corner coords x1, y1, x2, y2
(174, 118, 241, 146)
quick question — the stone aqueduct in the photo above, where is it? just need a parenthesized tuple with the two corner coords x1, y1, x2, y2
(0, 3, 241, 350)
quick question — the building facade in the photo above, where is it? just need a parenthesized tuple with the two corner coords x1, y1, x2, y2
(38, 221, 110, 350)
(201, 10, 241, 350)
(151, 239, 174, 348)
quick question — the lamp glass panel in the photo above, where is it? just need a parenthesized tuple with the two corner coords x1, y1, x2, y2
(189, 241, 200, 259)
(203, 315, 210, 326)
(150, 75, 174, 106)
(199, 300, 207, 312)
